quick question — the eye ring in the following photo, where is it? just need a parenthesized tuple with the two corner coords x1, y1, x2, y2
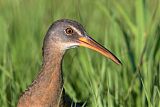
(65, 27, 74, 35)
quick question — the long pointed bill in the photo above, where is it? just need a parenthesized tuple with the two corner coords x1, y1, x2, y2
(78, 36, 122, 65)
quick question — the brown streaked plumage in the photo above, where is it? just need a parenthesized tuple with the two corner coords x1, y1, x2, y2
(17, 19, 121, 107)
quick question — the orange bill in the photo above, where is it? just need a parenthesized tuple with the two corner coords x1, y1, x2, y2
(77, 36, 122, 65)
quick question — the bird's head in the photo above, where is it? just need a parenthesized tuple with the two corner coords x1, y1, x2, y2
(43, 19, 121, 65)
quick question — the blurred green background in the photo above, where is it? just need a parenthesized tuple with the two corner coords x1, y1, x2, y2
(0, 0, 160, 107)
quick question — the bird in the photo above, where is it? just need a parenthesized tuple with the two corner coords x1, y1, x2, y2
(17, 19, 121, 107)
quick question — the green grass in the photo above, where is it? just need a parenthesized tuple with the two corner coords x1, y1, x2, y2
(0, 0, 160, 106)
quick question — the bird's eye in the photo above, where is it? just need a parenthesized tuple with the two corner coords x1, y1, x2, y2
(65, 28, 73, 35)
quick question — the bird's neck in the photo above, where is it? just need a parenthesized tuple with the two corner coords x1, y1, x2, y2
(18, 48, 65, 107)
(41, 49, 65, 105)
